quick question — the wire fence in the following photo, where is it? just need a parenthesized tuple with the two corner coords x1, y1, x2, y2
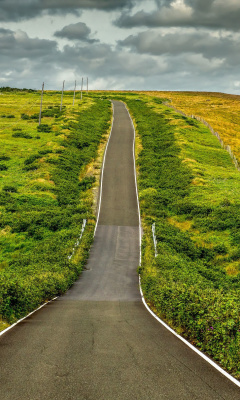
(164, 102, 240, 172)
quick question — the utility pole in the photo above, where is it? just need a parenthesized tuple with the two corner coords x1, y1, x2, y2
(81, 77, 83, 100)
(39, 82, 44, 126)
(73, 80, 77, 106)
(87, 77, 88, 94)
(60, 80, 65, 111)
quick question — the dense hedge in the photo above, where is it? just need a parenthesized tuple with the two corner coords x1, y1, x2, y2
(0, 98, 111, 323)
(124, 97, 240, 378)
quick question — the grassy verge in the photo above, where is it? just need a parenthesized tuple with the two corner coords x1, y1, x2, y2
(0, 88, 111, 325)
(144, 91, 240, 165)
(119, 95, 240, 379)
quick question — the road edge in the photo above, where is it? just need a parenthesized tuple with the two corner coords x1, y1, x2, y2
(94, 101, 114, 236)
(0, 99, 115, 338)
(124, 101, 240, 389)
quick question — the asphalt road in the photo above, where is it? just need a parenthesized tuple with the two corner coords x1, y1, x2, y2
(0, 101, 239, 399)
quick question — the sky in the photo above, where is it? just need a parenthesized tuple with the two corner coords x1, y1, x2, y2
(1, 0, 240, 93)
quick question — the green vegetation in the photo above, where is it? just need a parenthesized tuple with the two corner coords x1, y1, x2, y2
(146, 90, 240, 165)
(121, 95, 240, 379)
(1, 88, 240, 380)
(0, 89, 111, 326)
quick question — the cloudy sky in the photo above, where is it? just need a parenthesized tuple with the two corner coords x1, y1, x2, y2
(1, 0, 240, 93)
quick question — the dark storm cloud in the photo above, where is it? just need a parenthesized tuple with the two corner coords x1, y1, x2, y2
(119, 30, 240, 61)
(54, 22, 98, 43)
(115, 0, 240, 31)
(184, 0, 215, 11)
(0, 28, 57, 57)
(1, 28, 238, 93)
(0, 25, 162, 90)
(0, 0, 135, 22)
(59, 42, 162, 78)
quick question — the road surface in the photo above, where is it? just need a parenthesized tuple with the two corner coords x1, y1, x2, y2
(0, 101, 239, 399)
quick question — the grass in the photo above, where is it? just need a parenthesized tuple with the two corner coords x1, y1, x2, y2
(1, 88, 240, 379)
(111, 93, 240, 379)
(0, 88, 111, 325)
(144, 91, 240, 165)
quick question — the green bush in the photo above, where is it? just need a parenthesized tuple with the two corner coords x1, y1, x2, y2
(125, 97, 240, 378)
(21, 113, 30, 120)
(2, 185, 18, 193)
(12, 132, 33, 139)
(0, 97, 111, 326)
(24, 154, 40, 165)
(0, 155, 10, 161)
(37, 124, 51, 133)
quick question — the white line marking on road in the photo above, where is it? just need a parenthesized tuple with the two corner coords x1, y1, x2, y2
(2, 99, 239, 389)
(123, 104, 142, 265)
(94, 101, 114, 236)
(139, 280, 240, 388)
(0, 99, 115, 337)
(124, 101, 240, 389)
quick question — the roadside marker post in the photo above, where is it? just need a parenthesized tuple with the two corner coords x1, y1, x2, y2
(152, 223, 158, 257)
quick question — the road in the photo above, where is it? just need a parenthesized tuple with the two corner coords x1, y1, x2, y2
(0, 101, 239, 399)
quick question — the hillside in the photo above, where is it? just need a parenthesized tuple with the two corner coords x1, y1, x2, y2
(0, 88, 112, 328)
(0, 89, 240, 379)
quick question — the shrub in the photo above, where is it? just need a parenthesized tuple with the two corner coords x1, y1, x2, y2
(2, 185, 18, 193)
(0, 155, 10, 161)
(21, 113, 30, 120)
(125, 96, 240, 378)
(24, 154, 40, 165)
(12, 132, 33, 139)
(0, 96, 111, 327)
(37, 124, 51, 133)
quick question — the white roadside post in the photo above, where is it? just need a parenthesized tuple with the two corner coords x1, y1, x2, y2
(152, 223, 158, 257)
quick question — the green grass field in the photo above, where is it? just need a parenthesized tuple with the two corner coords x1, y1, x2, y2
(1, 88, 240, 379)
(0, 88, 111, 328)
(119, 94, 240, 379)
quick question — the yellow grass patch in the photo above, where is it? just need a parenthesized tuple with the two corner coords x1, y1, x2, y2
(36, 178, 46, 183)
(35, 178, 55, 186)
(142, 91, 240, 164)
(226, 262, 240, 276)
(192, 177, 205, 186)
(182, 158, 197, 164)
(168, 217, 192, 231)
(0, 319, 10, 332)
(0, 226, 11, 236)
